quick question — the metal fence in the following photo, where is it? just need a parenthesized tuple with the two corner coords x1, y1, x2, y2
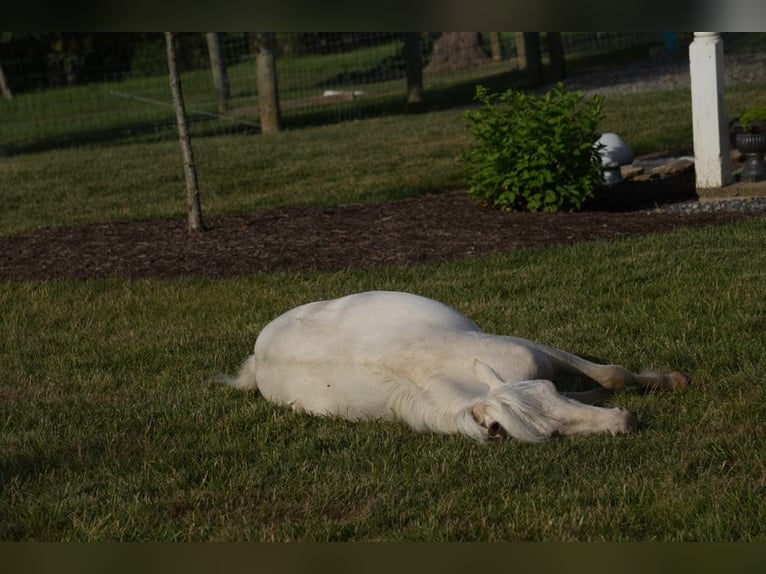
(1, 33, 673, 155)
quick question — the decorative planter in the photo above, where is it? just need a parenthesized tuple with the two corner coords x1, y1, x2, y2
(735, 131, 766, 182)
(732, 117, 766, 183)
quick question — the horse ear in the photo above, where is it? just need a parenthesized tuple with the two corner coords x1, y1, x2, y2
(473, 359, 505, 390)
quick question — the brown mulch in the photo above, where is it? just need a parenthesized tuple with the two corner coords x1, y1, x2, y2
(1, 173, 763, 281)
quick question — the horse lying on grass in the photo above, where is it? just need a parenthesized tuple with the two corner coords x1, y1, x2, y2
(221, 291, 689, 442)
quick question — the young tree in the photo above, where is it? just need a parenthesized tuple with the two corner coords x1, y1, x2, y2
(519, 33, 543, 87)
(489, 32, 503, 62)
(404, 33, 424, 111)
(253, 33, 281, 134)
(165, 32, 205, 233)
(0, 61, 11, 99)
(547, 32, 566, 81)
(515, 33, 566, 87)
(0, 32, 15, 99)
(206, 32, 229, 113)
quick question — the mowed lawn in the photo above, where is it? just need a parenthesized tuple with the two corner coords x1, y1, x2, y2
(1, 82, 766, 540)
(2, 221, 765, 541)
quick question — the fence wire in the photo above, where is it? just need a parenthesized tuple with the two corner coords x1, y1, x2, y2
(0, 32, 748, 156)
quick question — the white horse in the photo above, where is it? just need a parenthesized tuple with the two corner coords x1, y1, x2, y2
(223, 291, 689, 442)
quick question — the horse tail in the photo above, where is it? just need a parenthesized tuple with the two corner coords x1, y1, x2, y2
(214, 354, 259, 391)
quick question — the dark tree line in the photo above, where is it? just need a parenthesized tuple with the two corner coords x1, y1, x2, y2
(0, 33, 405, 95)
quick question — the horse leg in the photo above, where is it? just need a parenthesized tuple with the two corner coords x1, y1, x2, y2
(541, 385, 638, 437)
(527, 340, 691, 392)
(472, 363, 637, 440)
(488, 379, 638, 439)
(561, 387, 614, 405)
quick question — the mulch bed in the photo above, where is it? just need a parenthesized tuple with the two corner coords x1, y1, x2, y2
(1, 173, 763, 281)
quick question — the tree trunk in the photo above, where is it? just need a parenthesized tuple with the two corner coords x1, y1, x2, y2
(424, 32, 489, 74)
(514, 32, 525, 63)
(254, 33, 281, 134)
(547, 32, 566, 81)
(489, 32, 502, 62)
(0, 60, 12, 99)
(206, 32, 229, 113)
(404, 33, 424, 112)
(521, 32, 543, 87)
(165, 32, 205, 233)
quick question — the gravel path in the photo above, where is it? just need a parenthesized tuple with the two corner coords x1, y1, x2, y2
(561, 36, 766, 96)
(651, 197, 766, 214)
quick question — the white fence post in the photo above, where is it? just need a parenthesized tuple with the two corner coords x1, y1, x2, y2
(689, 32, 732, 189)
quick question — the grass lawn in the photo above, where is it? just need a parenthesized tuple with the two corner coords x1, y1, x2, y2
(2, 81, 766, 236)
(2, 220, 765, 541)
(0, 109, 471, 236)
(1, 51, 766, 539)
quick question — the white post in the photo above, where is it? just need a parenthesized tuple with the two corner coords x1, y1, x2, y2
(689, 32, 732, 189)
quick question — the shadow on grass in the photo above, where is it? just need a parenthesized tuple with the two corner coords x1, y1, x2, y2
(3, 43, 669, 157)
(585, 170, 698, 213)
(2, 114, 259, 156)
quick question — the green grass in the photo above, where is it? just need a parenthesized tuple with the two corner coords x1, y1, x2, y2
(4, 33, 764, 158)
(2, 39, 766, 540)
(0, 34, 672, 155)
(0, 110, 471, 235)
(2, 221, 765, 540)
(1, 43, 406, 151)
(0, 39, 524, 154)
(3, 81, 766, 236)
(602, 83, 766, 155)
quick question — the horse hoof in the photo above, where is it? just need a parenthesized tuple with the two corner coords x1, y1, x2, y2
(667, 371, 691, 392)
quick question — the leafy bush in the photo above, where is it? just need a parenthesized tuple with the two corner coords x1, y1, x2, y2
(738, 105, 766, 132)
(463, 83, 605, 212)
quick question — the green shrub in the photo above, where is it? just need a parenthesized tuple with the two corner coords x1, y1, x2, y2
(463, 83, 605, 212)
(738, 105, 766, 132)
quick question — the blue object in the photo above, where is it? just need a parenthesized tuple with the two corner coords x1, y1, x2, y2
(662, 32, 679, 52)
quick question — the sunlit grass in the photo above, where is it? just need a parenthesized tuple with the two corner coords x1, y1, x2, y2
(2, 37, 766, 541)
(1, 221, 765, 540)
(3, 80, 766, 236)
(0, 109, 472, 235)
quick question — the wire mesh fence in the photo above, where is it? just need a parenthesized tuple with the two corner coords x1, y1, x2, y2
(0, 32, 714, 156)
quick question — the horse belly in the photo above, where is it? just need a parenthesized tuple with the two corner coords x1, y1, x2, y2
(250, 291, 481, 420)
(254, 359, 395, 420)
